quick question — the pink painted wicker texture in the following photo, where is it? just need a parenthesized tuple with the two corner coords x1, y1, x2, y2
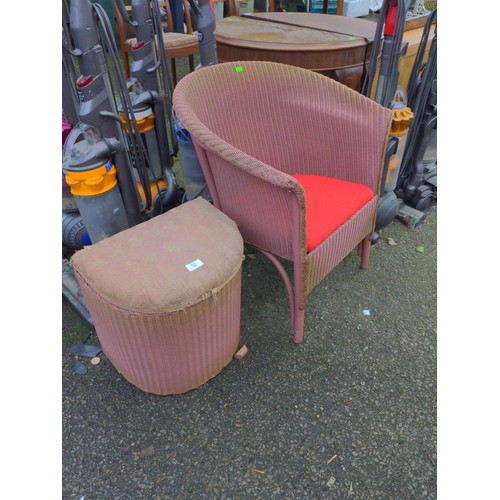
(75, 267, 242, 395)
(173, 61, 393, 343)
(71, 199, 244, 395)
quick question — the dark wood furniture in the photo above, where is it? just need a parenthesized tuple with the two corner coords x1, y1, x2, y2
(215, 13, 377, 90)
(247, 12, 376, 40)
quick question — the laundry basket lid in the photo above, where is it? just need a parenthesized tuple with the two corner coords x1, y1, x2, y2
(71, 198, 244, 313)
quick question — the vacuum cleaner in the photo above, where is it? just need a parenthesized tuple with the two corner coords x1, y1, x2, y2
(362, 0, 437, 235)
(190, 0, 218, 67)
(63, 0, 144, 242)
(114, 0, 218, 205)
(172, 0, 218, 202)
(62, 0, 190, 249)
(113, 0, 181, 215)
(62, 0, 171, 321)
(361, 0, 412, 238)
(62, 0, 218, 324)
(395, 8, 437, 221)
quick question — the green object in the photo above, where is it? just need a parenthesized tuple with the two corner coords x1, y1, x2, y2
(93, 0, 117, 39)
(235, 66, 243, 73)
(416, 246, 425, 253)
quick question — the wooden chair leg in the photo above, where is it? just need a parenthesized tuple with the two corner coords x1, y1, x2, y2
(122, 49, 131, 79)
(360, 235, 372, 270)
(171, 59, 178, 87)
(189, 55, 195, 73)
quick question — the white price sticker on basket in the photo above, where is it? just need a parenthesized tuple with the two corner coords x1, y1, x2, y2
(185, 259, 204, 272)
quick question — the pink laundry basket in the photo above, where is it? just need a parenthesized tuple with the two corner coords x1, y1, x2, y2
(71, 198, 244, 395)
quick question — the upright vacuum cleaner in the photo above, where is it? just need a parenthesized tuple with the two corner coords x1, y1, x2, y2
(62, 1, 88, 250)
(63, 0, 185, 247)
(62, 0, 142, 322)
(62, 0, 181, 323)
(172, 0, 218, 201)
(362, 0, 437, 235)
(395, 9, 437, 220)
(189, 0, 218, 66)
(113, 0, 180, 215)
(63, 0, 144, 244)
(361, 0, 413, 238)
(62, 0, 218, 323)
(113, 0, 218, 204)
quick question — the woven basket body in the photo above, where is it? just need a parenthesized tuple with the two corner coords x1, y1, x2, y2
(72, 198, 244, 395)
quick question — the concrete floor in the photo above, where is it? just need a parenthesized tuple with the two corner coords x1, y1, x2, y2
(62, 206, 436, 499)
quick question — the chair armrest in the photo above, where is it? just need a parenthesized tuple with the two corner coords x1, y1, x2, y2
(192, 138, 307, 262)
(276, 97, 393, 194)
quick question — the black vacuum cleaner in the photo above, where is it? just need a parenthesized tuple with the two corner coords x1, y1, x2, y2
(361, 0, 437, 235)
(395, 8, 437, 222)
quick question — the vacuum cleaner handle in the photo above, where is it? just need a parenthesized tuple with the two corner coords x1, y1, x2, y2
(380, 136, 399, 194)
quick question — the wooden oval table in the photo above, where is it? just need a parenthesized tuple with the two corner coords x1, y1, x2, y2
(215, 13, 377, 90)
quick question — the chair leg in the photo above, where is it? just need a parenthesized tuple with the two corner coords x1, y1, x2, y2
(360, 235, 372, 269)
(259, 249, 295, 326)
(123, 50, 131, 79)
(293, 306, 305, 344)
(292, 247, 306, 344)
(259, 249, 307, 343)
(188, 55, 195, 73)
(171, 59, 178, 87)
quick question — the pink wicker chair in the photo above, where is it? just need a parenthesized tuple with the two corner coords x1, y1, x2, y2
(172, 61, 393, 344)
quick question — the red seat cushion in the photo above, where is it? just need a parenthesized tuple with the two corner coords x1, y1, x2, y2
(291, 174, 375, 252)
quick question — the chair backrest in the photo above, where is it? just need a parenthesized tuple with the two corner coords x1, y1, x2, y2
(173, 61, 392, 259)
(174, 61, 391, 188)
(162, 0, 194, 34)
